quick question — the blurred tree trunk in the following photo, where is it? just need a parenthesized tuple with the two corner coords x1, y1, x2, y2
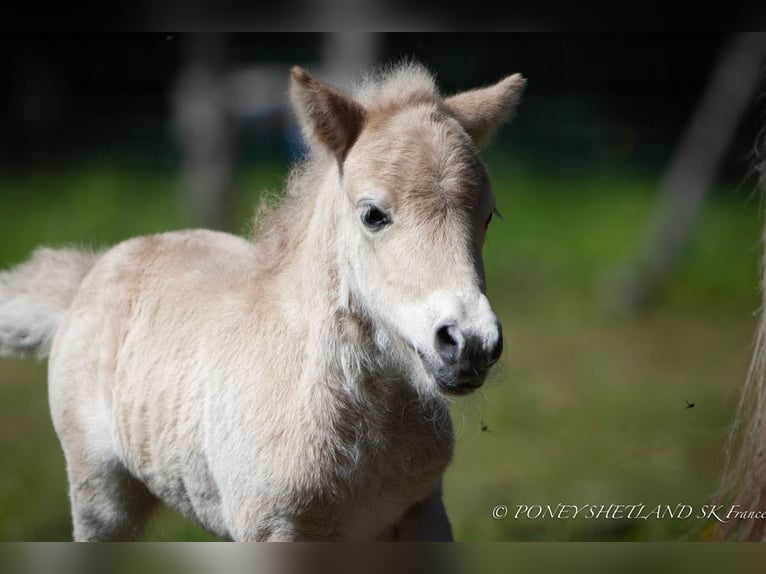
(613, 32, 766, 310)
(172, 33, 234, 230)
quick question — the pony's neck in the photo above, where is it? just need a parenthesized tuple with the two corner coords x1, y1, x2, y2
(291, 165, 346, 313)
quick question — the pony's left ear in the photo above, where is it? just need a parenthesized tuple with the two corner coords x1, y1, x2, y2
(445, 74, 526, 147)
(289, 66, 367, 163)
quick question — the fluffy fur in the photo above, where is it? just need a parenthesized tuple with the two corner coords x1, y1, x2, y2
(0, 62, 525, 541)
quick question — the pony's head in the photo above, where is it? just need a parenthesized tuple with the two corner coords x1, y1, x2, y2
(290, 63, 525, 397)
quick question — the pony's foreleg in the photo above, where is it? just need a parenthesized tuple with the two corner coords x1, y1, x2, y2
(64, 446, 157, 541)
(388, 480, 454, 541)
(224, 503, 301, 541)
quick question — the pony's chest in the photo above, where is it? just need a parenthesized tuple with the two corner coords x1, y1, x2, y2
(342, 440, 453, 539)
(287, 398, 454, 535)
(345, 403, 454, 526)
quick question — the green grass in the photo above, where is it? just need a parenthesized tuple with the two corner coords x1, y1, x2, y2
(0, 159, 761, 540)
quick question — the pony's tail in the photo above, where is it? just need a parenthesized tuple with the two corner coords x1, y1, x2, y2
(0, 247, 100, 359)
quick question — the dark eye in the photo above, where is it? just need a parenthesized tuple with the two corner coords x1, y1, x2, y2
(361, 205, 391, 229)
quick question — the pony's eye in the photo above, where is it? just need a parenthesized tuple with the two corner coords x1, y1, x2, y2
(361, 205, 391, 229)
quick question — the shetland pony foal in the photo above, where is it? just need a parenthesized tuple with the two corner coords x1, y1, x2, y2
(0, 63, 525, 541)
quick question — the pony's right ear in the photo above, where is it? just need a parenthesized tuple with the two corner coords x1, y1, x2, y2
(289, 66, 367, 163)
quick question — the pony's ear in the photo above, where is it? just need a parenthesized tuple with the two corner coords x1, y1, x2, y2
(445, 74, 526, 146)
(289, 66, 367, 163)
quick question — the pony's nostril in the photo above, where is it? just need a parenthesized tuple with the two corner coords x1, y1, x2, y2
(435, 324, 461, 365)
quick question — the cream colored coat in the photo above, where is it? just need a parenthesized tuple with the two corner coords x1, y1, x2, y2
(0, 63, 525, 541)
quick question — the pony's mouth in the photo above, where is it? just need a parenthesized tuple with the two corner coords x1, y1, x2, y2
(415, 348, 488, 396)
(436, 378, 484, 396)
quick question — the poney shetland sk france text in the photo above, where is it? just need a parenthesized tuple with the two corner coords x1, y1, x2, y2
(491, 503, 766, 523)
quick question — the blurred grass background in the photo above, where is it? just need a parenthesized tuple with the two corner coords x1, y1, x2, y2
(0, 33, 763, 541)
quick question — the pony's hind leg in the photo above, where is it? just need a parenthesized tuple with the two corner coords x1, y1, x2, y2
(65, 449, 157, 541)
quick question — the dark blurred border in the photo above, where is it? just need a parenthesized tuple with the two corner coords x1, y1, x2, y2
(3, 0, 766, 31)
(3, 543, 766, 574)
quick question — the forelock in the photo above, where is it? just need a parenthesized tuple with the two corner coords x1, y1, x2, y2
(353, 61, 439, 112)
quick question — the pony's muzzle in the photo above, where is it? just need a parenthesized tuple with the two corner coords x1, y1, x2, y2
(431, 321, 503, 395)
